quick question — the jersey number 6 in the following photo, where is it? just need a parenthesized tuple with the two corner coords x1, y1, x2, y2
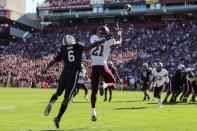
(68, 50, 75, 62)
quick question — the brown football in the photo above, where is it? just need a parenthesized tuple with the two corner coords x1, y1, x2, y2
(124, 4, 132, 11)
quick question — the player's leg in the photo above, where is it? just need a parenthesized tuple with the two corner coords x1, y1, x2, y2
(73, 83, 80, 98)
(91, 66, 101, 121)
(158, 86, 165, 107)
(143, 82, 150, 101)
(80, 83, 89, 101)
(173, 87, 182, 103)
(142, 83, 147, 101)
(190, 83, 197, 102)
(163, 81, 172, 103)
(53, 70, 79, 128)
(100, 65, 116, 95)
(169, 85, 178, 103)
(44, 73, 66, 116)
(182, 82, 191, 102)
(154, 86, 164, 107)
(104, 88, 108, 101)
(163, 88, 172, 103)
(108, 88, 112, 102)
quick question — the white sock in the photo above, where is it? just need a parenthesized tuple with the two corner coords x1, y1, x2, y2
(92, 108, 96, 116)
(103, 82, 108, 89)
(158, 98, 162, 107)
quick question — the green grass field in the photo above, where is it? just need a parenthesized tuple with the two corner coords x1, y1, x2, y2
(0, 88, 197, 131)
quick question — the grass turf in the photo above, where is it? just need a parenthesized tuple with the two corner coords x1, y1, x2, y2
(0, 87, 197, 131)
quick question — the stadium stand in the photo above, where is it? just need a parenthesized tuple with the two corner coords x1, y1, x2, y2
(0, 19, 197, 88)
(44, 0, 90, 7)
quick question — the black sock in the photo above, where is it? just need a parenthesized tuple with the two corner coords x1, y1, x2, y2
(49, 94, 58, 104)
(158, 95, 161, 99)
(57, 105, 67, 120)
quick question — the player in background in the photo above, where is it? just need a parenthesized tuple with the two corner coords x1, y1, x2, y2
(90, 25, 122, 121)
(72, 64, 89, 101)
(163, 64, 185, 103)
(42, 35, 109, 128)
(149, 63, 157, 101)
(152, 62, 169, 107)
(181, 66, 197, 102)
(104, 61, 122, 102)
(140, 63, 151, 101)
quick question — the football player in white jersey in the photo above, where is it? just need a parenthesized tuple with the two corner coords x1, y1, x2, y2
(90, 25, 122, 121)
(152, 62, 169, 107)
(73, 64, 89, 101)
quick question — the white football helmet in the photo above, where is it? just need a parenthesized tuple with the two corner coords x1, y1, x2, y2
(62, 35, 76, 45)
(143, 63, 148, 69)
(178, 64, 185, 71)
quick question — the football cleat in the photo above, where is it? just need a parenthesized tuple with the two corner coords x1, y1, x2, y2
(104, 97, 107, 102)
(53, 117, 60, 128)
(109, 97, 112, 102)
(44, 103, 52, 116)
(92, 115, 97, 121)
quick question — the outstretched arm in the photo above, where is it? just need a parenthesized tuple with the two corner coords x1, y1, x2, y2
(42, 49, 62, 74)
(83, 39, 105, 52)
(42, 60, 57, 74)
(115, 31, 123, 45)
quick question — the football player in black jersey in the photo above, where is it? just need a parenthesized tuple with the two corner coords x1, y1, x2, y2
(140, 63, 151, 101)
(181, 67, 197, 102)
(103, 61, 122, 102)
(42, 35, 110, 128)
(163, 64, 185, 103)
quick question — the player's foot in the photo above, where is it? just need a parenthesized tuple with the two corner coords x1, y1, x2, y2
(84, 95, 89, 101)
(109, 97, 112, 102)
(104, 98, 107, 101)
(169, 99, 174, 103)
(158, 98, 162, 108)
(182, 98, 187, 103)
(53, 117, 60, 128)
(147, 96, 150, 101)
(91, 108, 97, 121)
(162, 100, 168, 104)
(190, 98, 196, 102)
(91, 115, 97, 121)
(44, 103, 52, 116)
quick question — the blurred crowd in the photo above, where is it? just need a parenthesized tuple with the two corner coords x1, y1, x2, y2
(0, 20, 197, 89)
(44, 0, 90, 7)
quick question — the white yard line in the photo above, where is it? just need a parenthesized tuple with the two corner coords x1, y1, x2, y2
(0, 106, 16, 110)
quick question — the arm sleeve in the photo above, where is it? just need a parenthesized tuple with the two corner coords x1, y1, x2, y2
(164, 71, 169, 83)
